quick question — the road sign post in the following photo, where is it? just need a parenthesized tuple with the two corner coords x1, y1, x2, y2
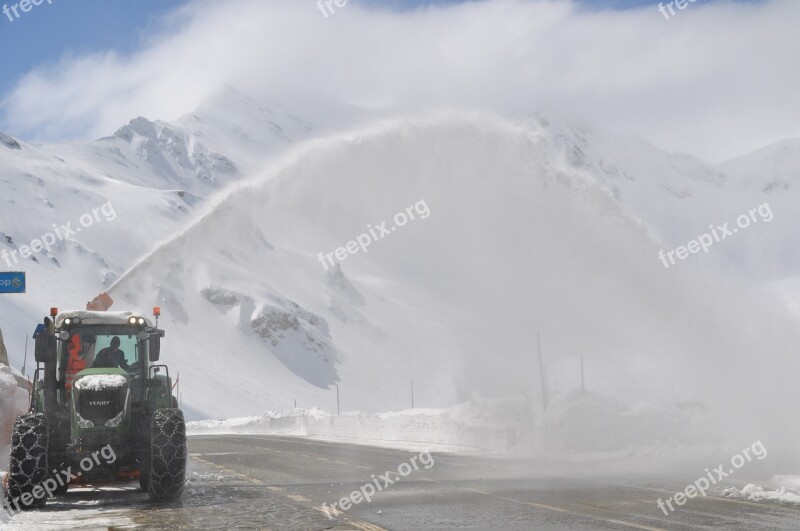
(0, 272, 25, 294)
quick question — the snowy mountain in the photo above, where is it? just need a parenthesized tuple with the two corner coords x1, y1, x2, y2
(0, 89, 320, 374)
(0, 87, 316, 271)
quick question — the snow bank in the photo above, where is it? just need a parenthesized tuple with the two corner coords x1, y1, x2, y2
(0, 363, 29, 459)
(188, 391, 709, 456)
(722, 475, 800, 505)
(724, 484, 800, 505)
(189, 407, 510, 453)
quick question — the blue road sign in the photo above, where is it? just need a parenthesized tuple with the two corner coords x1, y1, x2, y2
(0, 271, 26, 294)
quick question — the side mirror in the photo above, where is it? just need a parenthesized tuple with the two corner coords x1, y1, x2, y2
(149, 336, 161, 362)
(34, 318, 55, 363)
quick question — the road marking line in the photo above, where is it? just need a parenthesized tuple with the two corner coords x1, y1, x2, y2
(460, 487, 667, 531)
(311, 506, 387, 531)
(352, 522, 386, 531)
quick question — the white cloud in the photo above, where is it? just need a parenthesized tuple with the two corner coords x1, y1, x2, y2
(1, 0, 797, 161)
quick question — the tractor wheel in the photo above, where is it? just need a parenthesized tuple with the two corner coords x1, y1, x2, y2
(147, 409, 186, 502)
(7, 414, 49, 510)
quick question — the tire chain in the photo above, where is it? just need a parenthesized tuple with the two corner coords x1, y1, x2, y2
(8, 413, 49, 505)
(148, 408, 187, 501)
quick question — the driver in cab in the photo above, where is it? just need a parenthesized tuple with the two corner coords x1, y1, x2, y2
(92, 336, 132, 371)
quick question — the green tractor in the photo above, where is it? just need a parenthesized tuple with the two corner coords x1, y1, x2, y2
(5, 307, 185, 510)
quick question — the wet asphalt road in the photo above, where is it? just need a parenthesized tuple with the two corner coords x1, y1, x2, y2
(3, 434, 800, 530)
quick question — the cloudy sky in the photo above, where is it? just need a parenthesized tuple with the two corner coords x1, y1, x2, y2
(0, 0, 788, 162)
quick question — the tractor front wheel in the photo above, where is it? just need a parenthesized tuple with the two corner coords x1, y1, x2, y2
(147, 408, 186, 502)
(7, 413, 49, 510)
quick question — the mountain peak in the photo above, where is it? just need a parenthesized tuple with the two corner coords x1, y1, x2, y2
(0, 132, 21, 150)
(113, 116, 158, 142)
(720, 138, 800, 193)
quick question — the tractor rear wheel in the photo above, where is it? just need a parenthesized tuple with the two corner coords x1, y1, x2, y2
(147, 408, 186, 502)
(7, 414, 49, 510)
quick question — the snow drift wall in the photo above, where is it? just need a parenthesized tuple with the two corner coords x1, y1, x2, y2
(187, 392, 706, 456)
(0, 329, 29, 456)
(0, 369, 28, 446)
(188, 407, 515, 453)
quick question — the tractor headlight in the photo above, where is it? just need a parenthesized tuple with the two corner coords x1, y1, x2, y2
(128, 317, 138, 325)
(105, 410, 125, 428)
(77, 416, 94, 429)
(62, 316, 80, 328)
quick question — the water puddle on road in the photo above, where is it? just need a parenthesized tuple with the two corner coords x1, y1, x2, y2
(4, 458, 336, 530)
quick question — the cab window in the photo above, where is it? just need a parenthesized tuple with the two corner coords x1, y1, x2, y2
(93, 334, 140, 369)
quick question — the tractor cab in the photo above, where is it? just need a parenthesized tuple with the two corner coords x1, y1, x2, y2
(52, 310, 166, 408)
(32, 309, 170, 421)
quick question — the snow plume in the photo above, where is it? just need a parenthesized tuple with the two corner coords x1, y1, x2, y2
(106, 113, 800, 467)
(3, 0, 800, 161)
